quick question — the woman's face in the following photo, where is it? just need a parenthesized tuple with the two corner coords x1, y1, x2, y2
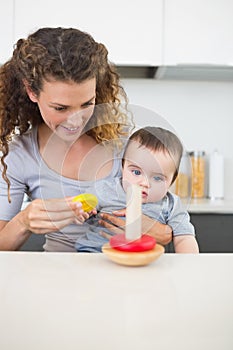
(26, 78, 96, 142)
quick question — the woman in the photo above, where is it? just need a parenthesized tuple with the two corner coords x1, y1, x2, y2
(0, 27, 172, 251)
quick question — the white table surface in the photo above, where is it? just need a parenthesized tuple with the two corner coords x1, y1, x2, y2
(0, 252, 232, 350)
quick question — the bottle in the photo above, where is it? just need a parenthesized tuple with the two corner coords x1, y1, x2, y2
(189, 151, 205, 199)
(175, 152, 191, 198)
(208, 150, 224, 199)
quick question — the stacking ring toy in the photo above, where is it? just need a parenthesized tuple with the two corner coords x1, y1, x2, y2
(110, 233, 156, 252)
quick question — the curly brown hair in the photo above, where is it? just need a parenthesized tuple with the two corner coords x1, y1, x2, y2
(0, 27, 131, 201)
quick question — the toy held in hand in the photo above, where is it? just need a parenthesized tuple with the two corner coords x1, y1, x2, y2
(72, 193, 98, 212)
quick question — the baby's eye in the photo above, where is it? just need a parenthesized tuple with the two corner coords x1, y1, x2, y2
(153, 176, 163, 182)
(132, 169, 141, 176)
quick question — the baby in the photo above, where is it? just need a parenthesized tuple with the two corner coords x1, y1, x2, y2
(75, 126, 199, 253)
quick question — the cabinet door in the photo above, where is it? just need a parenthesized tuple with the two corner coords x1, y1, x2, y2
(164, 0, 233, 65)
(190, 214, 233, 253)
(0, 1, 14, 63)
(14, 0, 163, 65)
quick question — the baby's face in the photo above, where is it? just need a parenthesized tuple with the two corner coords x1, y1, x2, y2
(122, 141, 177, 203)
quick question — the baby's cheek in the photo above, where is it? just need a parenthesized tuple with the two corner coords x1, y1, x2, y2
(149, 183, 168, 202)
(122, 177, 134, 193)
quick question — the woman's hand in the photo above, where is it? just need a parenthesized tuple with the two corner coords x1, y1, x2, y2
(99, 209, 172, 246)
(140, 214, 172, 246)
(19, 197, 92, 234)
(98, 212, 125, 236)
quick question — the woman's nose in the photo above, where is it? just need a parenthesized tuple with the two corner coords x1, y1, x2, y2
(67, 110, 83, 124)
(67, 106, 94, 125)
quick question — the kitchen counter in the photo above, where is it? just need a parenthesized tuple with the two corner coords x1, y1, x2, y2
(22, 198, 233, 214)
(187, 198, 233, 214)
(0, 252, 232, 350)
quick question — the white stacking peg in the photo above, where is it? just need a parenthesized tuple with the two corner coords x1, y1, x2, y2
(125, 184, 142, 241)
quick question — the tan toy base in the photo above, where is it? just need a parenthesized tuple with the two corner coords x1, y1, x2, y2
(102, 243, 165, 266)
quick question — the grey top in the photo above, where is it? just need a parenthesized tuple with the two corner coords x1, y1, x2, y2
(75, 176, 195, 252)
(0, 127, 123, 251)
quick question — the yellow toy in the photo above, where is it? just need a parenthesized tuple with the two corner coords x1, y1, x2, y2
(72, 193, 98, 212)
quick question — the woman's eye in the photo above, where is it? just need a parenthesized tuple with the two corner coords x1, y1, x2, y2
(82, 102, 95, 109)
(54, 106, 67, 111)
(132, 169, 141, 176)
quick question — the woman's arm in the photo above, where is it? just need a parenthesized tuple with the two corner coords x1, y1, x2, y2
(0, 197, 90, 251)
(99, 210, 172, 246)
(0, 218, 31, 251)
(141, 213, 172, 245)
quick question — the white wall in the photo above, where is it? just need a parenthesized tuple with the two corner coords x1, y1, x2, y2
(122, 79, 233, 199)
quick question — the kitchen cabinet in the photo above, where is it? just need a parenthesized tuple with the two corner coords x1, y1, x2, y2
(163, 0, 233, 65)
(0, 1, 14, 63)
(3, 1, 233, 67)
(21, 214, 233, 253)
(14, 0, 163, 66)
(20, 234, 45, 251)
(165, 213, 233, 253)
(19, 214, 233, 253)
(190, 214, 233, 253)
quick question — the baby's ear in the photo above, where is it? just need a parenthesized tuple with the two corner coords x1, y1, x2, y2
(23, 79, 38, 103)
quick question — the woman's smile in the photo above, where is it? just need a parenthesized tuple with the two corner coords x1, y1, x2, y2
(59, 124, 81, 134)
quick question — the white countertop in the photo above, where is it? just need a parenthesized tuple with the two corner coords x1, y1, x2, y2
(0, 252, 232, 350)
(187, 198, 233, 214)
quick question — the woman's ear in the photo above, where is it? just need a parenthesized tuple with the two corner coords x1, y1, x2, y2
(23, 79, 38, 103)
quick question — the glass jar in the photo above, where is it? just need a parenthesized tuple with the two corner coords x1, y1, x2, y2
(175, 152, 191, 198)
(189, 151, 205, 198)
